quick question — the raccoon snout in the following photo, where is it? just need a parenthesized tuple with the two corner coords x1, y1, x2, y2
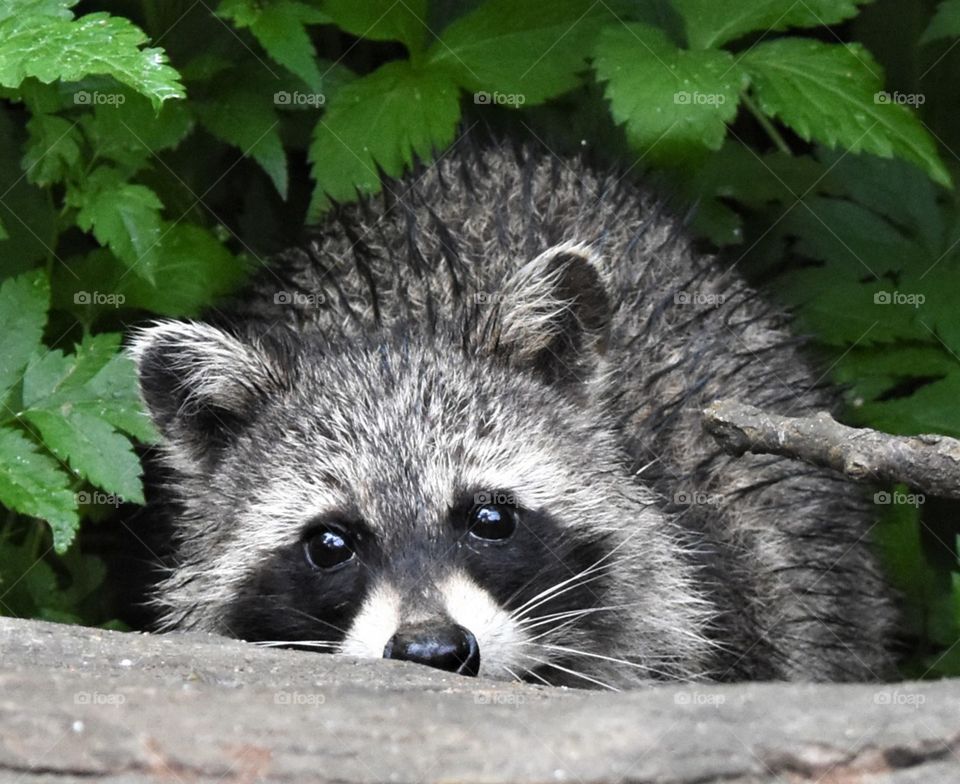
(382, 622, 480, 677)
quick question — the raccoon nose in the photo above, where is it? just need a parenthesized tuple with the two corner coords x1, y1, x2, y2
(383, 623, 480, 676)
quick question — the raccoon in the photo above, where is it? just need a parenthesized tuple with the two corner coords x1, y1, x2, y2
(130, 140, 895, 689)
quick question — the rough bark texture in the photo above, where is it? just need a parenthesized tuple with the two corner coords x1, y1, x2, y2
(703, 399, 960, 499)
(1, 617, 958, 783)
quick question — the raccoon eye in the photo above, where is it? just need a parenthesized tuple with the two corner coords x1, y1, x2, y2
(303, 526, 355, 570)
(467, 503, 517, 541)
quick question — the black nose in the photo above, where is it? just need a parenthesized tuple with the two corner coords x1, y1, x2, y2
(383, 623, 480, 676)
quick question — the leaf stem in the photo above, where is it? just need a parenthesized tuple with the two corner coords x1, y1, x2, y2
(742, 91, 792, 155)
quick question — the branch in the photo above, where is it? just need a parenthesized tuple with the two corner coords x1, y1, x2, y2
(702, 399, 960, 500)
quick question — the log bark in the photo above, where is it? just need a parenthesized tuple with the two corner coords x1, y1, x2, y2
(1, 617, 959, 783)
(702, 399, 960, 499)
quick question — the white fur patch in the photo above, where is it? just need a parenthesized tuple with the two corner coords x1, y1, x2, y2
(439, 572, 527, 679)
(339, 584, 401, 658)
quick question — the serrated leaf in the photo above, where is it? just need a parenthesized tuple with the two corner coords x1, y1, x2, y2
(23, 408, 144, 503)
(56, 226, 247, 321)
(123, 224, 248, 318)
(308, 59, 461, 218)
(72, 168, 164, 282)
(857, 370, 960, 440)
(673, 0, 874, 50)
(594, 24, 745, 162)
(0, 3, 184, 110)
(0, 425, 78, 552)
(742, 39, 951, 187)
(431, 0, 610, 105)
(321, 0, 427, 53)
(23, 331, 159, 444)
(22, 113, 82, 186)
(921, 0, 960, 44)
(195, 83, 288, 198)
(80, 88, 193, 174)
(0, 269, 49, 406)
(219, 0, 329, 91)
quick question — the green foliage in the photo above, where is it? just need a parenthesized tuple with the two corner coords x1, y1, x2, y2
(0, 270, 155, 555)
(0, 0, 184, 109)
(0, 0, 958, 677)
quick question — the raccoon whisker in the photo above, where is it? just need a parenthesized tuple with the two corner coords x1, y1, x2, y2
(526, 617, 591, 644)
(509, 530, 646, 618)
(524, 611, 616, 643)
(501, 665, 524, 684)
(281, 605, 351, 637)
(520, 665, 553, 687)
(528, 643, 685, 682)
(521, 641, 659, 676)
(511, 568, 617, 622)
(517, 603, 634, 630)
(509, 558, 616, 618)
(252, 640, 341, 650)
(517, 653, 620, 692)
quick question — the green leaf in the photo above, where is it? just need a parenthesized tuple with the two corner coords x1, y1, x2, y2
(0, 270, 49, 407)
(432, 0, 610, 105)
(921, 0, 960, 44)
(219, 0, 329, 91)
(742, 39, 951, 187)
(22, 113, 82, 186)
(0, 106, 58, 275)
(308, 59, 461, 217)
(80, 88, 193, 174)
(72, 168, 164, 282)
(0, 2, 185, 110)
(23, 331, 158, 444)
(18, 330, 155, 504)
(195, 82, 288, 198)
(673, 0, 873, 50)
(321, 0, 427, 53)
(23, 408, 143, 503)
(594, 24, 745, 162)
(121, 225, 248, 318)
(56, 226, 248, 320)
(0, 426, 78, 553)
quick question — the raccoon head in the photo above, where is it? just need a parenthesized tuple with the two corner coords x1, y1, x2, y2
(130, 244, 711, 689)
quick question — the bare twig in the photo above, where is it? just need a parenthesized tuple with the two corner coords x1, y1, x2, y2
(702, 399, 960, 500)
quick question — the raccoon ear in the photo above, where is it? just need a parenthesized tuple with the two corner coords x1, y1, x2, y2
(490, 243, 611, 382)
(128, 321, 284, 462)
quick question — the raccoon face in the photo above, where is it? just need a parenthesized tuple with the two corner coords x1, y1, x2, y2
(131, 245, 710, 689)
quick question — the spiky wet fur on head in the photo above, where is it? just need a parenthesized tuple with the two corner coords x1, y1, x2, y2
(130, 139, 894, 688)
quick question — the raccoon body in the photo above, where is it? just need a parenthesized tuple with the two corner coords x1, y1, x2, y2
(131, 141, 894, 688)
